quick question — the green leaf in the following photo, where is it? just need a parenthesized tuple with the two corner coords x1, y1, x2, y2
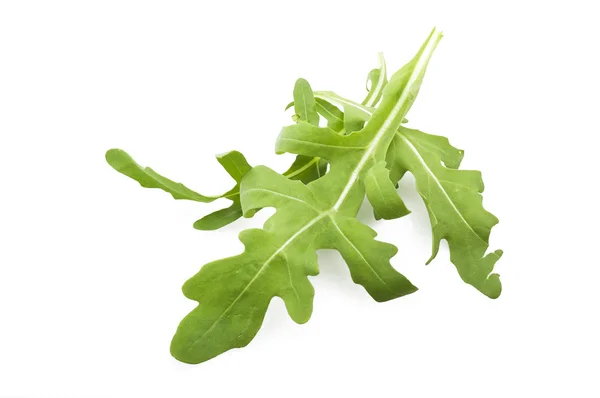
(315, 97, 344, 132)
(311, 90, 501, 299)
(216, 150, 252, 183)
(293, 78, 319, 126)
(171, 28, 443, 364)
(364, 161, 410, 220)
(362, 52, 388, 107)
(282, 155, 327, 183)
(344, 104, 367, 134)
(106, 148, 256, 230)
(105, 149, 221, 202)
(192, 203, 244, 231)
(392, 127, 502, 298)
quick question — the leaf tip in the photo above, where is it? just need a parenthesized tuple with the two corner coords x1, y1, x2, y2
(192, 218, 212, 231)
(105, 148, 132, 170)
(483, 273, 502, 299)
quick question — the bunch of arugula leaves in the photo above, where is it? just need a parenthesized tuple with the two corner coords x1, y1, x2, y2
(106, 28, 502, 364)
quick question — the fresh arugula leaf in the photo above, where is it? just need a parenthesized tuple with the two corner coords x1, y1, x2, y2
(315, 97, 344, 131)
(365, 161, 410, 220)
(170, 28, 442, 364)
(282, 79, 329, 183)
(192, 203, 243, 231)
(311, 93, 501, 298)
(392, 127, 502, 298)
(215, 150, 252, 183)
(293, 78, 320, 126)
(105, 148, 250, 230)
(362, 52, 388, 107)
(105, 149, 223, 202)
(282, 155, 327, 183)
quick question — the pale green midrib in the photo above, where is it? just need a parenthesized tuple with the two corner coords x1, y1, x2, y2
(285, 258, 300, 302)
(371, 172, 390, 208)
(331, 31, 440, 211)
(279, 137, 367, 150)
(315, 92, 371, 119)
(220, 156, 244, 182)
(187, 209, 328, 353)
(231, 159, 244, 181)
(398, 134, 487, 244)
(301, 86, 309, 122)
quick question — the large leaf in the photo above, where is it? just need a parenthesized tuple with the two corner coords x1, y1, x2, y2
(170, 28, 443, 364)
(392, 127, 502, 298)
(311, 92, 501, 299)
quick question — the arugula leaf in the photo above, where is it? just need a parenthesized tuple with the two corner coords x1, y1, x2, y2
(392, 127, 502, 298)
(105, 148, 250, 230)
(315, 97, 344, 131)
(365, 161, 411, 220)
(282, 79, 328, 183)
(170, 28, 442, 364)
(105, 149, 223, 202)
(362, 52, 388, 107)
(311, 93, 501, 298)
(293, 78, 320, 126)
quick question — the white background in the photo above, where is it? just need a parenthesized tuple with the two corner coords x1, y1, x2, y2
(1, 1, 598, 397)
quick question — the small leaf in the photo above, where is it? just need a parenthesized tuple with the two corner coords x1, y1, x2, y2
(344, 105, 366, 133)
(107, 148, 258, 230)
(105, 149, 220, 202)
(216, 150, 252, 183)
(364, 161, 410, 220)
(362, 52, 388, 107)
(193, 203, 244, 231)
(283, 155, 327, 183)
(315, 98, 344, 132)
(293, 78, 319, 126)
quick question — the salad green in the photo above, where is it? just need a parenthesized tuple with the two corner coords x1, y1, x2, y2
(105, 28, 502, 364)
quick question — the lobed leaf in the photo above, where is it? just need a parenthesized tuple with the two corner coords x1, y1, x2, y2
(392, 127, 502, 298)
(365, 161, 410, 220)
(171, 165, 416, 363)
(105, 149, 221, 202)
(106, 148, 252, 230)
(171, 28, 443, 363)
